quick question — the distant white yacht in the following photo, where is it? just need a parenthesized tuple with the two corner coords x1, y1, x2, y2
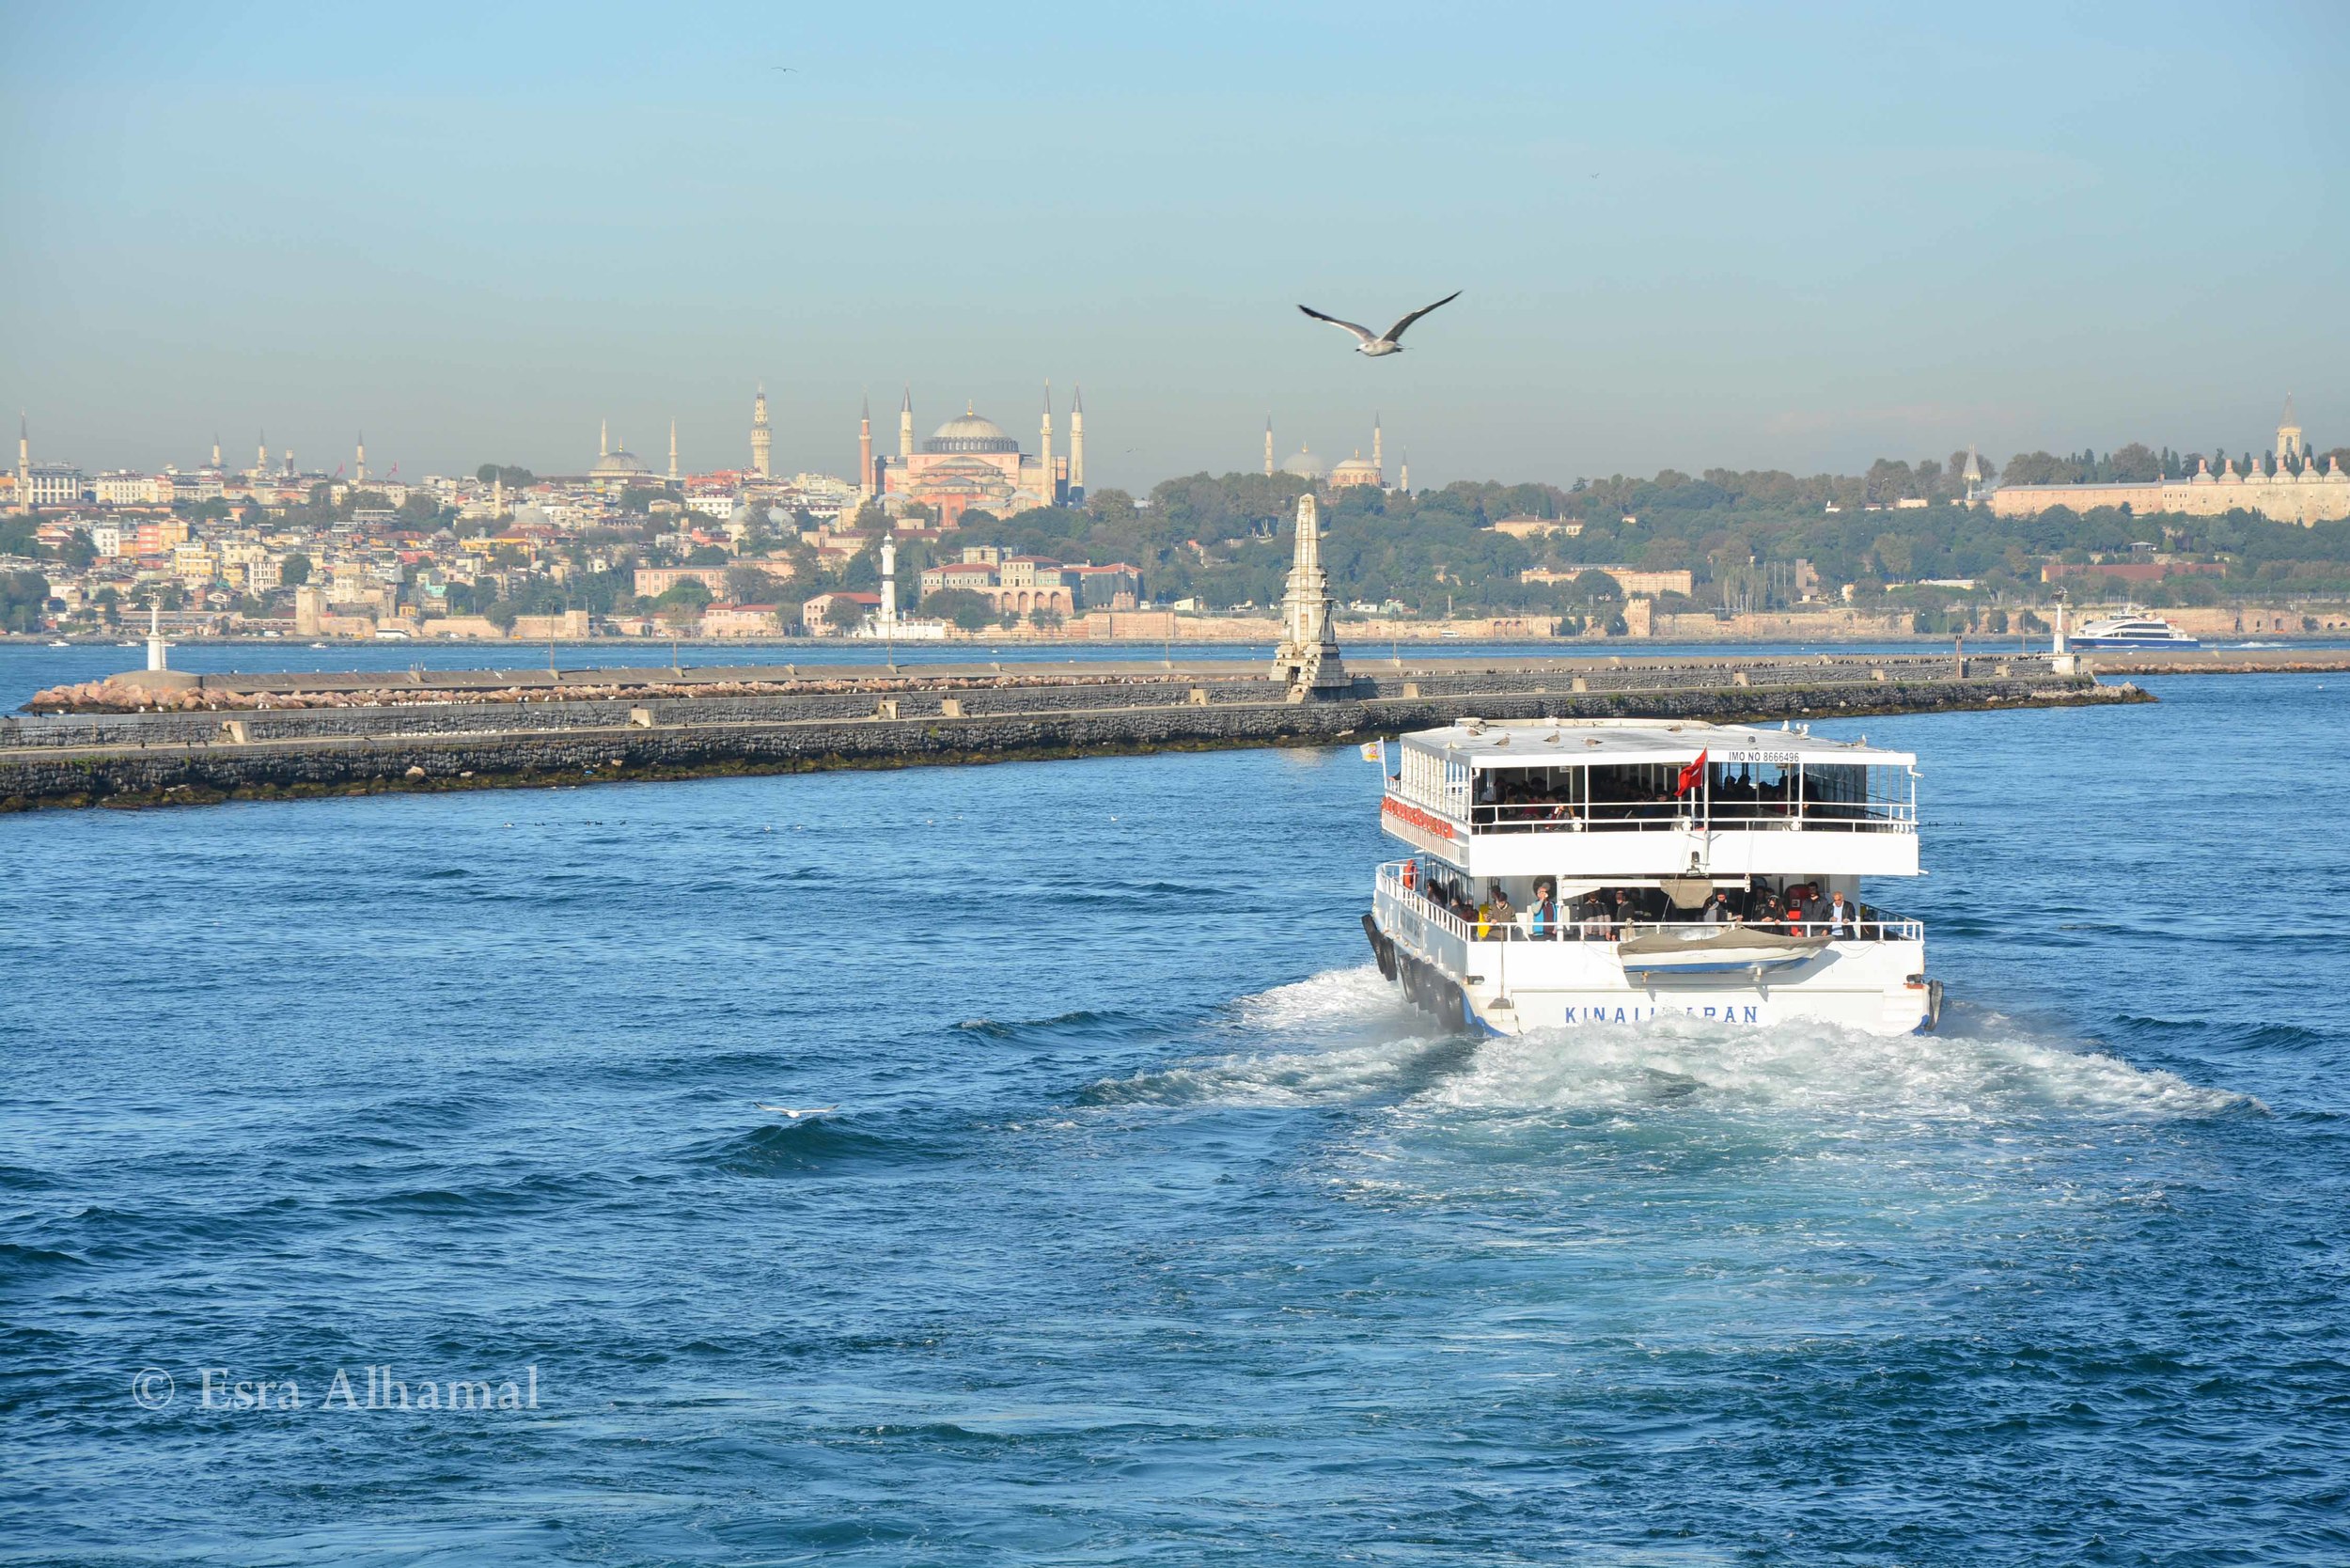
(2064, 611, 2199, 650)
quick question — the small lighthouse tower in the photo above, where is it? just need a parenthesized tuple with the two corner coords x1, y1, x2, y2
(1269, 492, 1350, 699)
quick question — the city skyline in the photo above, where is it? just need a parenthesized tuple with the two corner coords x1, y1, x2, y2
(3, 2, 2345, 489)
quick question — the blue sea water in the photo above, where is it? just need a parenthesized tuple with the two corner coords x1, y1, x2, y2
(4, 671, 2347, 1565)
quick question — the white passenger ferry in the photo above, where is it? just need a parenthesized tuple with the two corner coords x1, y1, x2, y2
(1361, 718, 1942, 1036)
(2062, 611, 2199, 650)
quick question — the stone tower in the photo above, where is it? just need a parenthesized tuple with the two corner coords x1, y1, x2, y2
(1069, 384, 1085, 502)
(668, 418, 679, 480)
(750, 386, 773, 478)
(1269, 492, 1349, 699)
(355, 432, 367, 484)
(1264, 417, 1275, 478)
(855, 395, 874, 500)
(2279, 395, 2304, 465)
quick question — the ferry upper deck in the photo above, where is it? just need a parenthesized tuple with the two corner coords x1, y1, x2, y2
(1380, 717, 1919, 880)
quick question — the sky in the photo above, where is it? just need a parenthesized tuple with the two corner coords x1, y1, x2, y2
(3, 1, 2345, 493)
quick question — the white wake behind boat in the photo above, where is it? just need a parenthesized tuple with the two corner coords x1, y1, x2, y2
(1361, 717, 1942, 1036)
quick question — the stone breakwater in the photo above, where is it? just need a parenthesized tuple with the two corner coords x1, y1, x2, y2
(0, 654, 2140, 811)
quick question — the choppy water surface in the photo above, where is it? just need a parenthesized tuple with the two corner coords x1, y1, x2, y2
(5, 674, 2346, 1564)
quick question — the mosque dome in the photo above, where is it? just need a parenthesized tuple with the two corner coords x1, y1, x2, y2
(925, 406, 1021, 454)
(591, 447, 651, 478)
(1327, 451, 1382, 488)
(1281, 447, 1325, 479)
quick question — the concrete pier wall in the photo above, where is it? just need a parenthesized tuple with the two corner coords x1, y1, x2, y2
(0, 655, 2137, 811)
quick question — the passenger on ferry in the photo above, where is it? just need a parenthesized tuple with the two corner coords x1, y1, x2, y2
(1528, 880, 1558, 940)
(1480, 882, 1516, 940)
(1824, 889, 1851, 937)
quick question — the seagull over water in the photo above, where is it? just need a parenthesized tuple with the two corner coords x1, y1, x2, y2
(1297, 290, 1461, 356)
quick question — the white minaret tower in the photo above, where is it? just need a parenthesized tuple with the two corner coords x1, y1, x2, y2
(15, 414, 26, 514)
(1039, 382, 1055, 506)
(599, 419, 609, 460)
(750, 386, 773, 478)
(1069, 384, 1085, 500)
(668, 418, 679, 479)
(1371, 414, 1384, 483)
(1399, 451, 1410, 493)
(256, 432, 268, 478)
(355, 432, 368, 484)
(210, 433, 221, 470)
(899, 386, 915, 461)
(1269, 491, 1348, 698)
(1264, 417, 1275, 478)
(147, 598, 168, 672)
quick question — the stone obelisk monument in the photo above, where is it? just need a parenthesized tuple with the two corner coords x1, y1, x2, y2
(1269, 492, 1349, 700)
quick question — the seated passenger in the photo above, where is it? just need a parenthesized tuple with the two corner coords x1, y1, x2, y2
(1492, 883, 1519, 934)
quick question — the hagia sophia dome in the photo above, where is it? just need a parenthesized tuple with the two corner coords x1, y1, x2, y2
(924, 404, 1022, 454)
(1281, 446, 1325, 479)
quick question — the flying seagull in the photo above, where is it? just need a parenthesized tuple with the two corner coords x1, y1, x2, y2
(1297, 290, 1461, 356)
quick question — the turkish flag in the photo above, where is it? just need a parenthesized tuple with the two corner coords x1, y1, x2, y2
(1675, 749, 1708, 797)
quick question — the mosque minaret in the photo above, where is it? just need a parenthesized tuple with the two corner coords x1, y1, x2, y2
(1069, 385, 1085, 502)
(1039, 383, 1054, 505)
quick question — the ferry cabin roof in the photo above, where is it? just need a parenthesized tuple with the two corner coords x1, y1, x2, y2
(1383, 718, 1919, 883)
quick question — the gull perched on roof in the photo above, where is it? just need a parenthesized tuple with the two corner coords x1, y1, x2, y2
(1297, 290, 1461, 356)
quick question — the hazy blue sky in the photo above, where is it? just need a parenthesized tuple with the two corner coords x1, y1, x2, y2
(3, 2, 2344, 492)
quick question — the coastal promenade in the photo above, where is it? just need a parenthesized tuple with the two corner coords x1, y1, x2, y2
(1, 651, 2135, 810)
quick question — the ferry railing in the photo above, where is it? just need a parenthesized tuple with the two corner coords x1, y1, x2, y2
(1376, 865, 1921, 944)
(1462, 799, 1916, 835)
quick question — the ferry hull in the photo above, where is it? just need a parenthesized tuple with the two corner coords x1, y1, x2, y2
(1368, 893, 1937, 1038)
